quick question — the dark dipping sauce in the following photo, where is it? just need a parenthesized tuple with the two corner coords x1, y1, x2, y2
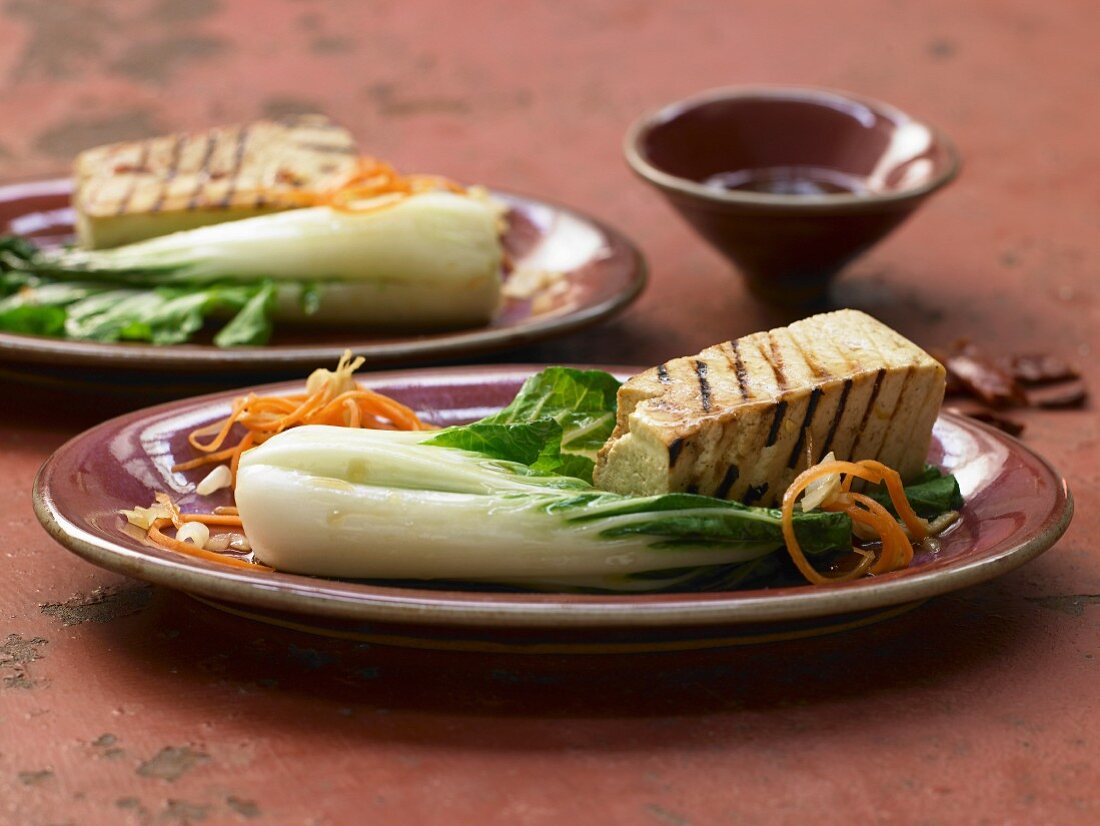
(704, 165, 873, 196)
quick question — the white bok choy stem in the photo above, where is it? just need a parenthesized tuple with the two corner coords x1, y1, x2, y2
(233, 425, 850, 586)
(39, 192, 505, 329)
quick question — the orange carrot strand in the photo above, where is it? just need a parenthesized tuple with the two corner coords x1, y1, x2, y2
(781, 459, 920, 585)
(855, 459, 931, 539)
(180, 514, 245, 527)
(230, 431, 254, 485)
(164, 353, 434, 578)
(148, 519, 270, 571)
(172, 446, 240, 472)
(189, 398, 246, 452)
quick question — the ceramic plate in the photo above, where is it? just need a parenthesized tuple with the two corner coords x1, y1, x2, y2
(0, 179, 645, 382)
(33, 366, 1073, 653)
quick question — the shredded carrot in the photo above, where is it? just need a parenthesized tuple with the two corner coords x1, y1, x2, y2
(853, 459, 930, 539)
(841, 492, 914, 574)
(172, 445, 239, 472)
(143, 351, 433, 573)
(781, 459, 925, 585)
(229, 431, 254, 485)
(172, 350, 433, 478)
(147, 518, 271, 571)
(180, 513, 245, 527)
(309, 157, 466, 214)
(189, 397, 247, 453)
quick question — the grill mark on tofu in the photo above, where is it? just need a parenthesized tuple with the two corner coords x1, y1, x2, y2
(115, 141, 151, 217)
(871, 366, 914, 462)
(788, 331, 830, 379)
(657, 364, 670, 384)
(743, 483, 768, 505)
(715, 464, 740, 499)
(781, 331, 829, 445)
(765, 332, 788, 390)
(856, 368, 887, 435)
(876, 365, 942, 478)
(787, 387, 823, 468)
(710, 400, 748, 474)
(668, 438, 685, 467)
(751, 333, 791, 453)
(765, 401, 788, 447)
(793, 314, 858, 375)
(186, 132, 219, 210)
(218, 124, 252, 208)
(694, 360, 712, 412)
(74, 116, 361, 249)
(727, 340, 749, 398)
(820, 378, 854, 458)
(150, 132, 185, 214)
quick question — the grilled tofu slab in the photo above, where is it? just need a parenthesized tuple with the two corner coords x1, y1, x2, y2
(593, 310, 947, 507)
(73, 114, 359, 249)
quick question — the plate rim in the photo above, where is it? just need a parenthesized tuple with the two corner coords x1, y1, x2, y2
(32, 364, 1074, 630)
(0, 179, 647, 371)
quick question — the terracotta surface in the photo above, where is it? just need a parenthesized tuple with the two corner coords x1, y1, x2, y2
(1, 1, 1097, 824)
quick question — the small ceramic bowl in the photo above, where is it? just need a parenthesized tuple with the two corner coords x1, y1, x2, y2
(624, 86, 960, 305)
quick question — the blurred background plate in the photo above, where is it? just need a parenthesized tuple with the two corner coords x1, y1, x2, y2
(0, 178, 646, 396)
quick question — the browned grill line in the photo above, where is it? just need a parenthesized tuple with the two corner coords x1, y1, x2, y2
(657, 364, 670, 384)
(219, 124, 252, 208)
(743, 483, 768, 505)
(715, 464, 740, 499)
(668, 438, 685, 467)
(724, 340, 750, 398)
(187, 131, 220, 210)
(694, 360, 712, 412)
(765, 401, 787, 447)
(766, 332, 788, 390)
(789, 331, 829, 379)
(855, 368, 887, 437)
(115, 141, 151, 217)
(787, 387, 823, 468)
(758, 334, 790, 446)
(150, 132, 185, 214)
(871, 366, 913, 463)
(819, 378, 854, 459)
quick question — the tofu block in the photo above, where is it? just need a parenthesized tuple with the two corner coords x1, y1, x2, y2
(593, 310, 947, 507)
(73, 114, 359, 248)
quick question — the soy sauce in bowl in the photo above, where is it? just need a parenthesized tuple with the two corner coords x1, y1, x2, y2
(704, 166, 873, 197)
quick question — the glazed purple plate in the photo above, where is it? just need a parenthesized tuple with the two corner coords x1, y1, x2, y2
(0, 179, 645, 380)
(33, 366, 1072, 653)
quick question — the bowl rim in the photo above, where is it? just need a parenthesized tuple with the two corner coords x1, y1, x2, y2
(623, 84, 961, 211)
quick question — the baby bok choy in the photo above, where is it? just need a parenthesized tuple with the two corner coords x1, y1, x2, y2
(233, 368, 861, 592)
(233, 425, 852, 589)
(0, 191, 504, 345)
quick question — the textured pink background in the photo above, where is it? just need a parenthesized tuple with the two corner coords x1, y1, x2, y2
(1, 1, 1097, 823)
